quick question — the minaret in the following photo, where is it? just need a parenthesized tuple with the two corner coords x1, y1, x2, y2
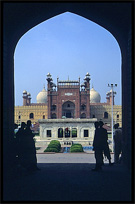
(106, 91, 110, 104)
(84, 72, 91, 118)
(27, 92, 31, 105)
(46, 73, 53, 119)
(106, 90, 116, 105)
(23, 90, 28, 106)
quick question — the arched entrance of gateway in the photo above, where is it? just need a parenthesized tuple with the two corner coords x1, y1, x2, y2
(62, 101, 75, 118)
(3, 3, 132, 174)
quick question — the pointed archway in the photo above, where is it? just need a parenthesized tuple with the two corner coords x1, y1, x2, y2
(62, 101, 75, 118)
(3, 2, 132, 174)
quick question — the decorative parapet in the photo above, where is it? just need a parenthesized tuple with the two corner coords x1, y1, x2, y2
(38, 118, 97, 124)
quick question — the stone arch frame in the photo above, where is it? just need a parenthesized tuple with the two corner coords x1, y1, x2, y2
(62, 101, 75, 118)
(58, 128, 63, 138)
(3, 2, 132, 171)
(71, 128, 77, 138)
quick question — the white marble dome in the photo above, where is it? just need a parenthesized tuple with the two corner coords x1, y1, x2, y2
(90, 87, 101, 103)
(36, 87, 47, 103)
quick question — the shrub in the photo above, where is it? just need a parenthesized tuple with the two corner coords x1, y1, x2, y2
(44, 147, 59, 153)
(44, 140, 61, 153)
(72, 143, 82, 147)
(48, 143, 60, 151)
(70, 148, 83, 152)
(50, 140, 61, 145)
(49, 140, 61, 150)
(70, 143, 84, 153)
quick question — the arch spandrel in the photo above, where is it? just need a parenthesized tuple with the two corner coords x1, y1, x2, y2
(4, 3, 131, 53)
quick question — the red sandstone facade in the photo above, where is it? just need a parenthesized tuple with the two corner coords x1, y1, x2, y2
(46, 73, 91, 119)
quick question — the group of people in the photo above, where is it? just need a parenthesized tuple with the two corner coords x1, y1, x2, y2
(92, 121, 122, 172)
(15, 120, 39, 173)
(15, 119, 122, 173)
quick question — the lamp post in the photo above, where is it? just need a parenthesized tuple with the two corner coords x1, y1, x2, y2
(108, 84, 117, 152)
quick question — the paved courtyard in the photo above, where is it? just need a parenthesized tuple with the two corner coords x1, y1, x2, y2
(36, 152, 114, 163)
(3, 152, 132, 202)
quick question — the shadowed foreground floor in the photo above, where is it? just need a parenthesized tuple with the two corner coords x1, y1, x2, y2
(3, 162, 131, 202)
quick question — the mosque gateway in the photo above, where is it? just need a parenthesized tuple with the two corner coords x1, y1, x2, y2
(14, 73, 122, 146)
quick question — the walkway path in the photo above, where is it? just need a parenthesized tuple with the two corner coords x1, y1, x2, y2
(3, 153, 132, 202)
(36, 152, 114, 163)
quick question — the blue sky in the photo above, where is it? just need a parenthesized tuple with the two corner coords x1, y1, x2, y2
(14, 12, 121, 106)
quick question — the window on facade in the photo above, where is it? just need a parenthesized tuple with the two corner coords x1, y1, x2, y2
(43, 115, 45, 119)
(67, 104, 70, 107)
(29, 113, 34, 119)
(81, 113, 86, 118)
(65, 127, 70, 138)
(92, 114, 95, 118)
(18, 115, 21, 119)
(104, 112, 108, 119)
(72, 128, 77, 137)
(81, 104, 86, 110)
(84, 130, 89, 137)
(51, 113, 57, 119)
(47, 130, 51, 137)
(58, 128, 63, 138)
(51, 105, 56, 111)
(117, 114, 119, 119)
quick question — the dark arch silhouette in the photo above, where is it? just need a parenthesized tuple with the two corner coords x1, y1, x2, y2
(3, 2, 132, 173)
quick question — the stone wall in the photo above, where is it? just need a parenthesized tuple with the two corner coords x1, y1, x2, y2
(38, 118, 97, 146)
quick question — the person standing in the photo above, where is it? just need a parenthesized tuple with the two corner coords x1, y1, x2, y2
(92, 121, 103, 171)
(15, 122, 26, 166)
(114, 123, 122, 163)
(103, 139, 113, 166)
(24, 120, 40, 172)
(99, 121, 113, 166)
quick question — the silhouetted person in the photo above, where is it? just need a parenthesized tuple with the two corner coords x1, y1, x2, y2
(12, 123, 19, 166)
(103, 139, 113, 165)
(23, 120, 39, 172)
(98, 121, 113, 166)
(16, 122, 26, 166)
(114, 123, 122, 163)
(92, 121, 112, 171)
(92, 121, 103, 171)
